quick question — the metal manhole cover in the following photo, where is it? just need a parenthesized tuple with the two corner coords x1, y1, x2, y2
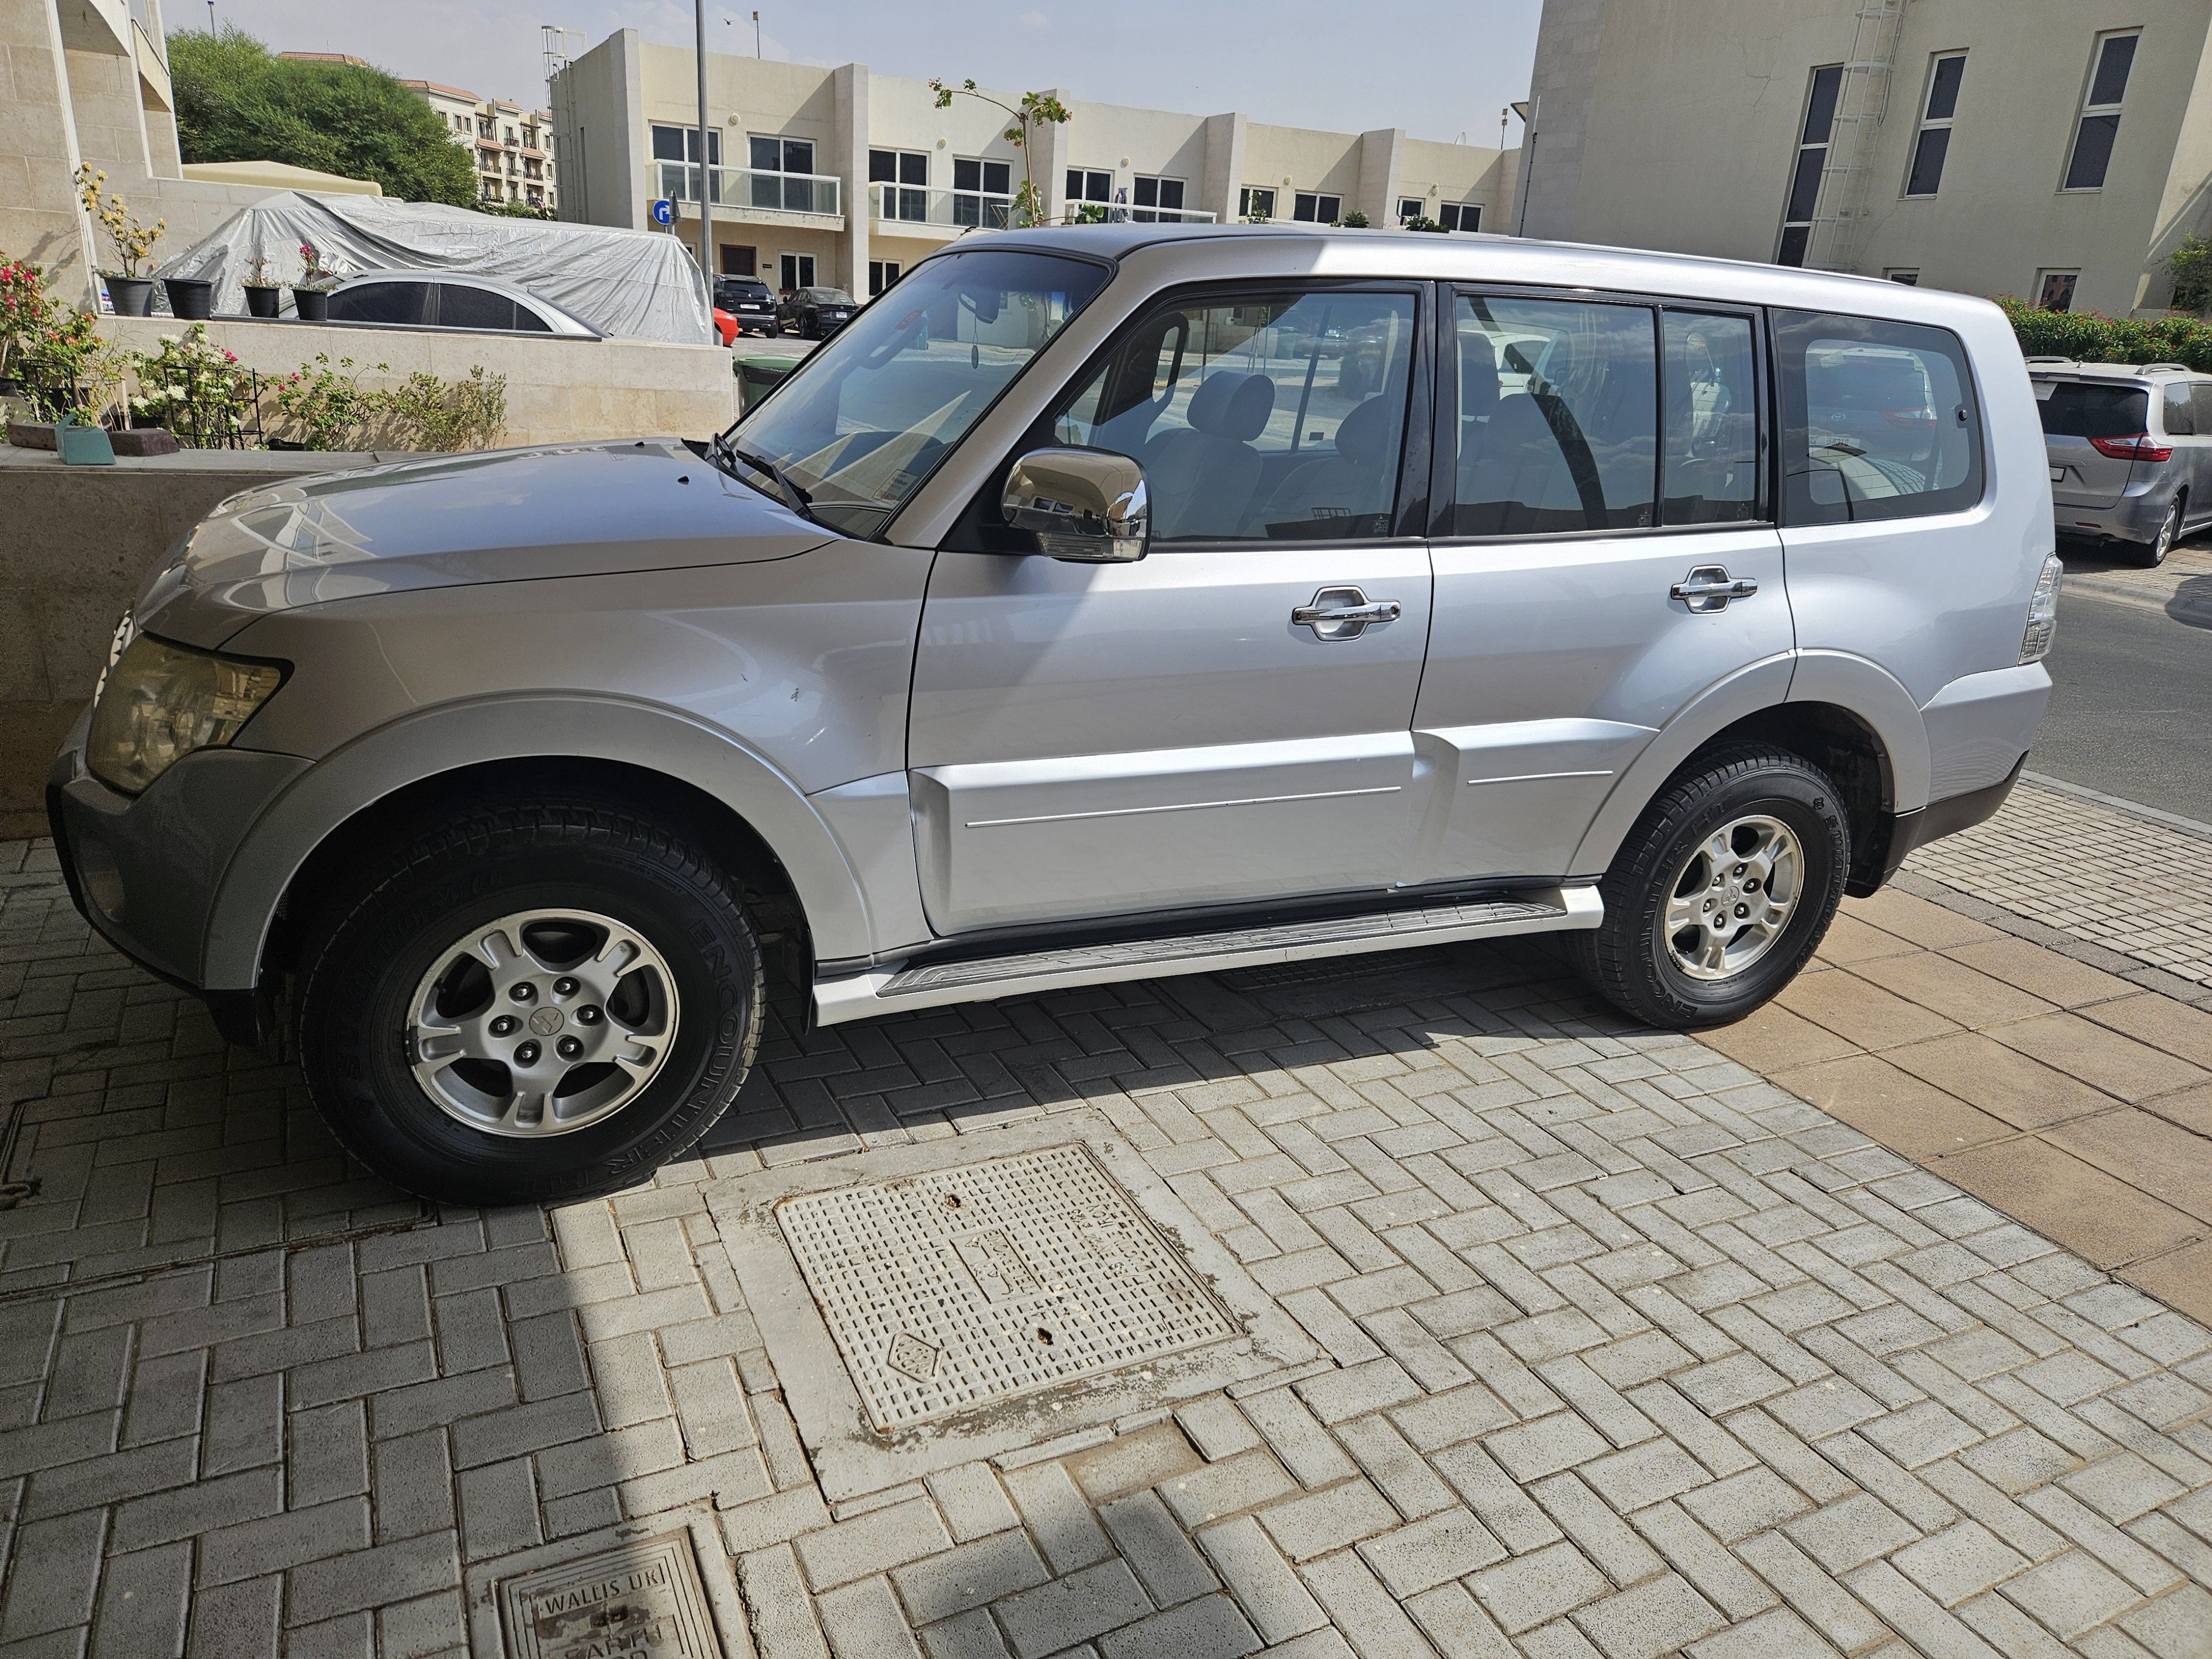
(498, 1531, 720, 1658)
(775, 1143, 1238, 1431)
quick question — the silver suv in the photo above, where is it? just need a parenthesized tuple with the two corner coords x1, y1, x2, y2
(49, 227, 2059, 1204)
(2034, 357, 2212, 565)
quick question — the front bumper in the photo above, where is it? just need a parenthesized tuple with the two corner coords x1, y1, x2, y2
(46, 713, 309, 1000)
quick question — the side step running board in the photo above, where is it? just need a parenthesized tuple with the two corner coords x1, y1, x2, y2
(812, 885, 1602, 1026)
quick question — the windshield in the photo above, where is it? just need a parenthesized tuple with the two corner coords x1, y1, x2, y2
(728, 248, 1110, 536)
(2038, 381, 2149, 439)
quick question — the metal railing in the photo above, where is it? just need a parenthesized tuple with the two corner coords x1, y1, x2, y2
(869, 184, 1016, 230)
(654, 161, 843, 218)
(1060, 203, 1217, 224)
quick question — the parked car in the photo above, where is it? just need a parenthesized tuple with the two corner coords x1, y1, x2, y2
(2030, 357, 2211, 565)
(322, 272, 599, 337)
(49, 227, 2056, 1204)
(715, 275, 780, 337)
(712, 306, 740, 348)
(779, 285, 856, 339)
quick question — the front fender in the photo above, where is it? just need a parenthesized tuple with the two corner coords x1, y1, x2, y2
(201, 695, 879, 989)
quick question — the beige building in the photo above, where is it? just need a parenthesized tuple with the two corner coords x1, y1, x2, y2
(1518, 0, 2212, 316)
(550, 34, 1515, 296)
(399, 79, 560, 213)
(2, 0, 295, 307)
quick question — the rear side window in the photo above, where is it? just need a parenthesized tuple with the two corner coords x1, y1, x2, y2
(2162, 382, 2196, 436)
(2037, 382, 2148, 439)
(437, 284, 517, 331)
(327, 281, 429, 325)
(1776, 309, 1983, 524)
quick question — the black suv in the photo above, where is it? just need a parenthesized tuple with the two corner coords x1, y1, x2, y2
(714, 276, 779, 336)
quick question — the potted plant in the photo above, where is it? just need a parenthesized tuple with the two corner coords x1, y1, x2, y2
(74, 166, 164, 316)
(128, 323, 252, 447)
(294, 242, 338, 321)
(242, 255, 284, 319)
(163, 270, 215, 321)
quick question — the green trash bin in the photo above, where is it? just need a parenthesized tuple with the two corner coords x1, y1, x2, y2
(734, 354, 794, 413)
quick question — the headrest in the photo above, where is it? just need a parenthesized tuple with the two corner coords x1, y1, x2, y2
(1188, 371, 1275, 441)
(1333, 395, 1396, 466)
(1459, 335, 1499, 418)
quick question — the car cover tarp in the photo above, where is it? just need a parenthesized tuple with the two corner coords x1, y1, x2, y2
(153, 192, 713, 345)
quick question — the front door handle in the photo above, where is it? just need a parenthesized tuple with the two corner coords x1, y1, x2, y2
(1293, 586, 1402, 640)
(1670, 565, 1760, 613)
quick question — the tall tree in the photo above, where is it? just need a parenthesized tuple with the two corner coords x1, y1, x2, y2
(169, 28, 477, 207)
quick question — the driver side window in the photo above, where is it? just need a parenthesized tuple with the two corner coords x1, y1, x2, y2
(1052, 289, 1418, 542)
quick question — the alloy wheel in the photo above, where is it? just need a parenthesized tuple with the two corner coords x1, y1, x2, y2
(1663, 814, 1803, 981)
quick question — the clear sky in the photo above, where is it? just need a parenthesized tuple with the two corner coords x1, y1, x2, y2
(190, 0, 1540, 147)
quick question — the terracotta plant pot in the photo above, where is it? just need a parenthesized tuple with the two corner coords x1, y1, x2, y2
(244, 285, 283, 319)
(294, 288, 330, 321)
(107, 276, 154, 316)
(163, 277, 213, 320)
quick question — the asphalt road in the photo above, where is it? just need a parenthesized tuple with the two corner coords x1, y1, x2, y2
(2031, 542, 2212, 821)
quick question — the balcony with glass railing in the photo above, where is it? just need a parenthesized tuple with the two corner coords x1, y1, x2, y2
(869, 183, 1018, 236)
(653, 161, 844, 222)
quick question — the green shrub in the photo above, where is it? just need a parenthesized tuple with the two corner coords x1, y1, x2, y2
(1996, 293, 2212, 370)
(2170, 234, 2212, 314)
(387, 365, 507, 451)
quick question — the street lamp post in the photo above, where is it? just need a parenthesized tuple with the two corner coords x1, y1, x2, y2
(695, 0, 713, 283)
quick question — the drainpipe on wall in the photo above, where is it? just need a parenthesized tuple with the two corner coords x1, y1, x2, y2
(696, 0, 713, 282)
(1512, 97, 1538, 237)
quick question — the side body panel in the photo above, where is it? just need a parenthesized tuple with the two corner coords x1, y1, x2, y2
(907, 545, 1432, 935)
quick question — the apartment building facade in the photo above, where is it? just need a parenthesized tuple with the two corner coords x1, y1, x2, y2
(1517, 0, 2212, 315)
(550, 33, 1515, 296)
(401, 80, 561, 213)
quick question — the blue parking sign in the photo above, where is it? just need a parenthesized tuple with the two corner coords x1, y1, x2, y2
(650, 199, 675, 227)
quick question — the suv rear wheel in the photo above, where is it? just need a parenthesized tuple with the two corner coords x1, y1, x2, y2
(1575, 745, 1849, 1028)
(296, 796, 762, 1206)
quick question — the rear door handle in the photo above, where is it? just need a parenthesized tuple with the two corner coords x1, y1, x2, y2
(1292, 586, 1402, 640)
(1670, 565, 1759, 613)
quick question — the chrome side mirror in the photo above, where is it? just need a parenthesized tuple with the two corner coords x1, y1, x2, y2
(1001, 447, 1149, 562)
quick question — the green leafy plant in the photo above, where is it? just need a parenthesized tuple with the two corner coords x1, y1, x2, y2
(128, 324, 254, 444)
(926, 79, 1071, 228)
(74, 165, 165, 278)
(1996, 293, 2212, 371)
(2169, 234, 2212, 315)
(387, 365, 507, 451)
(0, 254, 56, 382)
(3, 257, 124, 424)
(269, 352, 389, 449)
(1337, 209, 1370, 228)
(169, 26, 476, 205)
(1401, 215, 1444, 233)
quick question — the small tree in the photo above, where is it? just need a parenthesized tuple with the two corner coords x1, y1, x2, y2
(2171, 234, 2212, 315)
(926, 79, 1071, 227)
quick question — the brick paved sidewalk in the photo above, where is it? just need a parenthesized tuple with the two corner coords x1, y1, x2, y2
(7, 835, 2212, 1658)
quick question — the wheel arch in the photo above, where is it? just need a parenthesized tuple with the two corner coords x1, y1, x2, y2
(204, 696, 877, 994)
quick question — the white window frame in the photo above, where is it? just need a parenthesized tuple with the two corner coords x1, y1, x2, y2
(1238, 186, 1277, 221)
(867, 259, 901, 296)
(952, 156, 1013, 228)
(870, 148, 928, 222)
(1903, 51, 1965, 198)
(2037, 269, 2080, 312)
(1132, 174, 1186, 222)
(1438, 203, 1481, 232)
(1396, 197, 1424, 224)
(1291, 191, 1342, 223)
(2063, 30, 2138, 192)
(1777, 64, 1844, 266)
(1067, 168, 1114, 205)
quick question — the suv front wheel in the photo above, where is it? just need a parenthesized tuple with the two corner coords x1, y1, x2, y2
(1576, 745, 1849, 1028)
(296, 795, 763, 1206)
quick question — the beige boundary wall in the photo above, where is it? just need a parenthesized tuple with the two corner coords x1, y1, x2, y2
(95, 317, 740, 448)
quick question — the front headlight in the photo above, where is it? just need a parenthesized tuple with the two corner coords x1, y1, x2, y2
(2018, 553, 2064, 664)
(86, 634, 286, 795)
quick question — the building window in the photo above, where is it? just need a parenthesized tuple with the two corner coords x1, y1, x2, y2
(750, 135, 813, 175)
(1777, 64, 1844, 267)
(952, 157, 1013, 227)
(1885, 269, 1921, 284)
(1131, 175, 1185, 222)
(719, 245, 757, 276)
(868, 259, 901, 296)
(2064, 32, 2138, 191)
(1238, 186, 1277, 220)
(651, 125, 721, 165)
(1904, 53, 1965, 196)
(1396, 197, 1425, 224)
(1067, 169, 1113, 205)
(2038, 270, 2079, 312)
(778, 253, 816, 291)
(749, 137, 820, 212)
(870, 148, 928, 221)
(1291, 192, 1343, 223)
(1439, 203, 1481, 232)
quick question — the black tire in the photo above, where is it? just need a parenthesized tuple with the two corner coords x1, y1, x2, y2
(296, 796, 763, 1206)
(1575, 745, 1849, 1029)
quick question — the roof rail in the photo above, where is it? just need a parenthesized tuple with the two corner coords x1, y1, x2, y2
(2022, 355, 2075, 365)
(2139, 362, 2192, 372)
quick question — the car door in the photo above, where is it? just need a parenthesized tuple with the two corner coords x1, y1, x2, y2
(906, 282, 1436, 936)
(1413, 289, 1792, 883)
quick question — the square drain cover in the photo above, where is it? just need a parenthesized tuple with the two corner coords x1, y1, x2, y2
(497, 1531, 720, 1658)
(776, 1142, 1238, 1430)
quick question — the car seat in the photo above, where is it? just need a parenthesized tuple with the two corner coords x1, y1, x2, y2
(1146, 371, 1275, 539)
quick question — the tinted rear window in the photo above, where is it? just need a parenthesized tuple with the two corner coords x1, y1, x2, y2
(2038, 382, 2149, 439)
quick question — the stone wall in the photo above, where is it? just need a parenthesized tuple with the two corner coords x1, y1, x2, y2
(0, 447, 384, 834)
(97, 316, 739, 448)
